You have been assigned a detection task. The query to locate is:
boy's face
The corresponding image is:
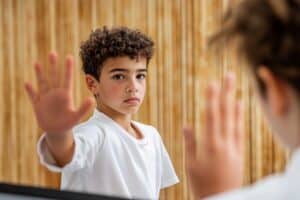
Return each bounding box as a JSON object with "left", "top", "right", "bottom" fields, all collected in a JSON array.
[{"left": 87, "top": 56, "right": 147, "bottom": 116}]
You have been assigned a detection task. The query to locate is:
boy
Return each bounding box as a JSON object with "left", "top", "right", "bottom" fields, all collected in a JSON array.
[
  {"left": 183, "top": 0, "right": 300, "bottom": 199},
  {"left": 25, "top": 26, "right": 179, "bottom": 199}
]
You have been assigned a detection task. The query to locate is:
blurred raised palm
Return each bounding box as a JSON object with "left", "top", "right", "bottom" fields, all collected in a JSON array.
[{"left": 25, "top": 52, "right": 94, "bottom": 135}]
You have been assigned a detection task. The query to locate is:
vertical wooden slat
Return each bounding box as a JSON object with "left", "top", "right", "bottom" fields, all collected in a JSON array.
[
  {"left": 24, "top": 0, "right": 39, "bottom": 186},
  {"left": 48, "top": 0, "right": 56, "bottom": 51},
  {"left": 162, "top": 1, "right": 174, "bottom": 199},
  {"left": 95, "top": 0, "right": 114, "bottom": 28},
  {"left": 16, "top": 0, "right": 25, "bottom": 184},
  {"left": 180, "top": 0, "right": 190, "bottom": 199},
  {"left": 146, "top": 0, "right": 158, "bottom": 127},
  {"left": 114, "top": 0, "right": 124, "bottom": 26},
  {"left": 156, "top": 0, "right": 165, "bottom": 140},
  {"left": 172, "top": 0, "right": 183, "bottom": 199},
  {"left": 155, "top": 0, "right": 165, "bottom": 199},
  {"left": 0, "top": 0, "right": 4, "bottom": 181},
  {"left": 3, "top": 0, "right": 18, "bottom": 183}
]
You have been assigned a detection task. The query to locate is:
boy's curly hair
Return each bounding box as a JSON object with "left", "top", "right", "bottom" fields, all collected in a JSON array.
[
  {"left": 80, "top": 26, "right": 154, "bottom": 80},
  {"left": 211, "top": 0, "right": 300, "bottom": 93}
]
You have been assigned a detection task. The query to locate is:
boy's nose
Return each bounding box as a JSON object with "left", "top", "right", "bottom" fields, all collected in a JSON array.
[
  {"left": 125, "top": 87, "right": 138, "bottom": 93},
  {"left": 126, "top": 79, "right": 138, "bottom": 93}
]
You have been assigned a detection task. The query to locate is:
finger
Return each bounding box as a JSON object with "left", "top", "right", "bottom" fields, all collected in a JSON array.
[
  {"left": 183, "top": 127, "right": 197, "bottom": 162},
  {"left": 24, "top": 82, "right": 38, "bottom": 104},
  {"left": 34, "top": 62, "right": 49, "bottom": 93},
  {"left": 235, "top": 101, "right": 244, "bottom": 152},
  {"left": 63, "top": 55, "right": 74, "bottom": 91},
  {"left": 48, "top": 52, "right": 59, "bottom": 88},
  {"left": 74, "top": 97, "right": 95, "bottom": 121},
  {"left": 205, "top": 81, "right": 221, "bottom": 144},
  {"left": 220, "top": 72, "right": 236, "bottom": 140}
]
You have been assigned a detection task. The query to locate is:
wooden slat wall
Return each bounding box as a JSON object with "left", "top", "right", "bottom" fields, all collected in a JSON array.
[{"left": 0, "top": 0, "right": 288, "bottom": 199}]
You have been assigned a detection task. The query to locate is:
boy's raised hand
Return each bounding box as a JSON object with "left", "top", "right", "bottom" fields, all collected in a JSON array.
[
  {"left": 183, "top": 73, "right": 244, "bottom": 198},
  {"left": 25, "top": 52, "right": 94, "bottom": 135}
]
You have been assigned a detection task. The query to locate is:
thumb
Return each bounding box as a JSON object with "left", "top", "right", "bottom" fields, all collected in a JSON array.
[{"left": 74, "top": 97, "right": 95, "bottom": 121}]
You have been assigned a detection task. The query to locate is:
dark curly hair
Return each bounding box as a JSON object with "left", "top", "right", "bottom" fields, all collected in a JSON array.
[
  {"left": 80, "top": 26, "right": 154, "bottom": 80},
  {"left": 211, "top": 0, "right": 300, "bottom": 94}
]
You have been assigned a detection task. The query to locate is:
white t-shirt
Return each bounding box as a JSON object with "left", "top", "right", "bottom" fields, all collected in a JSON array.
[
  {"left": 37, "top": 109, "right": 179, "bottom": 199},
  {"left": 206, "top": 148, "right": 300, "bottom": 200}
]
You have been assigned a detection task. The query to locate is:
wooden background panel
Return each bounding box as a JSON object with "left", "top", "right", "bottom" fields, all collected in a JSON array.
[{"left": 0, "top": 0, "right": 288, "bottom": 199}]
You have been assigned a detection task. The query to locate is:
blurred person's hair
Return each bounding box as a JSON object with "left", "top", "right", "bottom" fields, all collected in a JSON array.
[{"left": 211, "top": 0, "right": 300, "bottom": 95}]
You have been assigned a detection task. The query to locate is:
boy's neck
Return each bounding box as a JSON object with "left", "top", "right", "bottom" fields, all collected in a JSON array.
[
  {"left": 96, "top": 105, "right": 142, "bottom": 139},
  {"left": 97, "top": 106, "right": 130, "bottom": 125}
]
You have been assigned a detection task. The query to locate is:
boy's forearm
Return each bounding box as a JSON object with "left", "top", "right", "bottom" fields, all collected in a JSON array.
[{"left": 45, "top": 131, "right": 75, "bottom": 167}]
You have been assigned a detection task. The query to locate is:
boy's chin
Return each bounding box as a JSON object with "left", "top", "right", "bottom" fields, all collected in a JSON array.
[
  {"left": 120, "top": 107, "right": 140, "bottom": 115},
  {"left": 126, "top": 108, "right": 140, "bottom": 114}
]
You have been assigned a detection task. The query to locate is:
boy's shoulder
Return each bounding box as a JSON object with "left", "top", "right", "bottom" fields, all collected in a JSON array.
[{"left": 73, "top": 114, "right": 105, "bottom": 133}]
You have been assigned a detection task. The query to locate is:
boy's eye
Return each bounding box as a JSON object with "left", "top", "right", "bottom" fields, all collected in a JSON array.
[
  {"left": 137, "top": 73, "right": 146, "bottom": 80},
  {"left": 112, "top": 74, "right": 125, "bottom": 80}
]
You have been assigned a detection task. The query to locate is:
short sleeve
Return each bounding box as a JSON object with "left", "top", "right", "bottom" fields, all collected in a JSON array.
[
  {"left": 157, "top": 134, "right": 179, "bottom": 188},
  {"left": 37, "top": 124, "right": 105, "bottom": 173}
]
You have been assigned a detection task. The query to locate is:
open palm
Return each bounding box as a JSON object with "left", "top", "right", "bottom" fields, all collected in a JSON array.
[{"left": 25, "top": 52, "right": 94, "bottom": 135}]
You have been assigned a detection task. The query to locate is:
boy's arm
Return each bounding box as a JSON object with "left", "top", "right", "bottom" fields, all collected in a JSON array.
[
  {"left": 25, "top": 52, "right": 94, "bottom": 167},
  {"left": 44, "top": 130, "right": 74, "bottom": 167}
]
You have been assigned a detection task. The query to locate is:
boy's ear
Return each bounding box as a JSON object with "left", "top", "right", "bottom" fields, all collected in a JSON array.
[
  {"left": 257, "top": 66, "right": 289, "bottom": 117},
  {"left": 85, "top": 74, "right": 99, "bottom": 94}
]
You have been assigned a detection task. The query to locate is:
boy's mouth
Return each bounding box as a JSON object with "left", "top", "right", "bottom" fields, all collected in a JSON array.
[{"left": 124, "top": 97, "right": 140, "bottom": 105}]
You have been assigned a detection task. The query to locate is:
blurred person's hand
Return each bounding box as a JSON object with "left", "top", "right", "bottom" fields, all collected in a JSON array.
[
  {"left": 183, "top": 73, "right": 244, "bottom": 198},
  {"left": 25, "top": 52, "right": 94, "bottom": 135},
  {"left": 25, "top": 52, "right": 94, "bottom": 166}
]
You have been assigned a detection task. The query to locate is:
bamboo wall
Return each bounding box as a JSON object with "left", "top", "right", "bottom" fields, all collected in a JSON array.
[{"left": 0, "top": 0, "right": 288, "bottom": 199}]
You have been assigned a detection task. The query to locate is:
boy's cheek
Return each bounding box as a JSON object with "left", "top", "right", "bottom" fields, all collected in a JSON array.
[
  {"left": 100, "top": 85, "right": 123, "bottom": 99},
  {"left": 110, "top": 83, "right": 124, "bottom": 91}
]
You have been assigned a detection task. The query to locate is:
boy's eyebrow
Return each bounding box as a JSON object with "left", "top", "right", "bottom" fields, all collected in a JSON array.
[
  {"left": 109, "top": 68, "right": 148, "bottom": 73},
  {"left": 109, "top": 68, "right": 128, "bottom": 73},
  {"left": 137, "top": 69, "right": 148, "bottom": 72}
]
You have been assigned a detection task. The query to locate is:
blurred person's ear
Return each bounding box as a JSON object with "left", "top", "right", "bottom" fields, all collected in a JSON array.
[{"left": 257, "top": 66, "right": 289, "bottom": 117}]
